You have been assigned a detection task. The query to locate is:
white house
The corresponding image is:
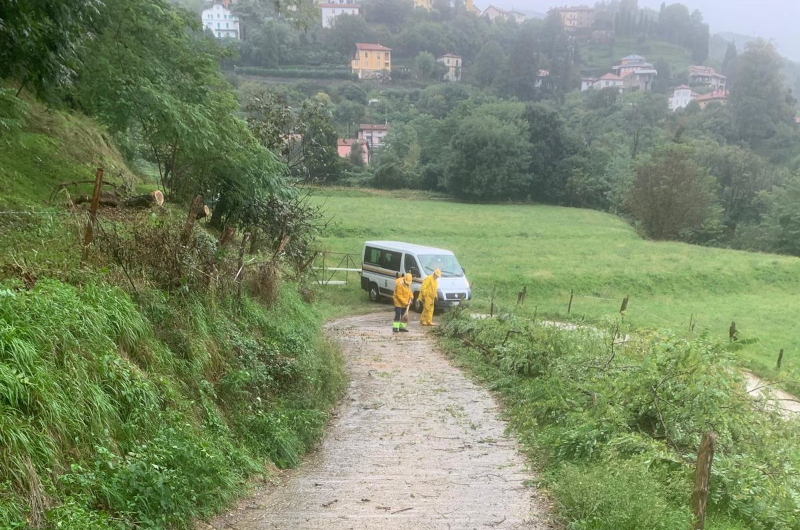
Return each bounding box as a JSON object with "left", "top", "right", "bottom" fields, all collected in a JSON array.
[
  {"left": 581, "top": 73, "right": 624, "bottom": 92},
  {"left": 321, "top": 2, "right": 361, "bottom": 29},
  {"left": 437, "top": 54, "right": 462, "bottom": 82},
  {"left": 202, "top": 2, "right": 240, "bottom": 39},
  {"left": 669, "top": 85, "right": 695, "bottom": 111}
]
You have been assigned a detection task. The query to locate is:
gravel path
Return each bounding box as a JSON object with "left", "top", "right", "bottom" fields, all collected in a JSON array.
[{"left": 208, "top": 311, "right": 553, "bottom": 530}]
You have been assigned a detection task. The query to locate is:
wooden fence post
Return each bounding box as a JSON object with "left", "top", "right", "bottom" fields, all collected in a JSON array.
[
  {"left": 620, "top": 295, "right": 629, "bottom": 314},
  {"left": 777, "top": 349, "right": 784, "bottom": 371},
  {"left": 182, "top": 195, "right": 203, "bottom": 246},
  {"left": 236, "top": 233, "right": 251, "bottom": 301},
  {"left": 490, "top": 285, "right": 497, "bottom": 318},
  {"left": 568, "top": 289, "right": 574, "bottom": 314},
  {"left": 690, "top": 431, "right": 717, "bottom": 530},
  {"left": 689, "top": 314, "right": 695, "bottom": 332},
  {"left": 80, "top": 168, "right": 105, "bottom": 267},
  {"left": 729, "top": 322, "right": 737, "bottom": 342},
  {"left": 517, "top": 286, "right": 527, "bottom": 307}
]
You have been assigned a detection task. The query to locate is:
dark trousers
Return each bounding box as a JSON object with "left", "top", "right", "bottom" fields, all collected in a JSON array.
[{"left": 394, "top": 306, "right": 404, "bottom": 322}]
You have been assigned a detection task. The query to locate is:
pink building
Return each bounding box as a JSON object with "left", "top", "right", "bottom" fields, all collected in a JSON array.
[{"left": 338, "top": 138, "right": 368, "bottom": 165}]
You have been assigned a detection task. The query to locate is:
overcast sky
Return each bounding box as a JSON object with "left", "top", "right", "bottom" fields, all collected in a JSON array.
[{"left": 478, "top": 0, "right": 800, "bottom": 60}]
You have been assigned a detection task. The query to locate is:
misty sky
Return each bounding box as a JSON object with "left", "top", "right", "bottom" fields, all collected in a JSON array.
[{"left": 478, "top": 0, "right": 800, "bottom": 60}]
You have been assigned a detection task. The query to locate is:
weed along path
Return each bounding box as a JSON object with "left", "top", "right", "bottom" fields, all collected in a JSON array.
[{"left": 209, "top": 312, "right": 552, "bottom": 530}]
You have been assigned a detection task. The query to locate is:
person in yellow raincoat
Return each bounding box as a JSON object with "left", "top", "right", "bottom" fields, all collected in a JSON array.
[
  {"left": 419, "top": 269, "right": 441, "bottom": 327},
  {"left": 393, "top": 273, "right": 413, "bottom": 333}
]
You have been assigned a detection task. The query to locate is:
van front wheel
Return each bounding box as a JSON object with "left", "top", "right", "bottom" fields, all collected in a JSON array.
[{"left": 368, "top": 283, "right": 381, "bottom": 303}]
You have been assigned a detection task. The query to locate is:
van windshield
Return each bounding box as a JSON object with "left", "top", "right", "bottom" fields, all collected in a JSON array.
[{"left": 418, "top": 254, "right": 463, "bottom": 278}]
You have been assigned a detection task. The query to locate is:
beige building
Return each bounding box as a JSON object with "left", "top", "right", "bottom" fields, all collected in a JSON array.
[
  {"left": 551, "top": 6, "right": 596, "bottom": 30},
  {"left": 351, "top": 43, "right": 392, "bottom": 80},
  {"left": 482, "top": 5, "right": 526, "bottom": 23},
  {"left": 414, "top": 0, "right": 432, "bottom": 10},
  {"left": 437, "top": 54, "right": 462, "bottom": 82}
]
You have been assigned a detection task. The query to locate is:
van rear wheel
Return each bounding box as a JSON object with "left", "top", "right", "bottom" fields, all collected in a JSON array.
[{"left": 368, "top": 283, "right": 380, "bottom": 303}]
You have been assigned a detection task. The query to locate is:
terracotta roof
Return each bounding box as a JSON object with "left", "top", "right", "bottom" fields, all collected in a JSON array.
[
  {"left": 599, "top": 73, "right": 622, "bottom": 81},
  {"left": 355, "top": 43, "right": 391, "bottom": 52},
  {"left": 695, "top": 89, "right": 729, "bottom": 102},
  {"left": 359, "top": 124, "right": 390, "bottom": 131},
  {"left": 338, "top": 138, "right": 363, "bottom": 147},
  {"left": 439, "top": 53, "right": 462, "bottom": 59},
  {"left": 675, "top": 85, "right": 691, "bottom": 90}
]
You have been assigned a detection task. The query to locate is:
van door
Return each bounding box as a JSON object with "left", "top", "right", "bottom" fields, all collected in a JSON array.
[{"left": 403, "top": 254, "right": 421, "bottom": 280}]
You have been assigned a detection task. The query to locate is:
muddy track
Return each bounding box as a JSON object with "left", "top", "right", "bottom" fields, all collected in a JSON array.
[{"left": 209, "top": 311, "right": 553, "bottom": 530}]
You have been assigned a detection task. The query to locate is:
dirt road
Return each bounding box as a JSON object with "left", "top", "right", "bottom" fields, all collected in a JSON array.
[{"left": 209, "top": 312, "right": 552, "bottom": 530}]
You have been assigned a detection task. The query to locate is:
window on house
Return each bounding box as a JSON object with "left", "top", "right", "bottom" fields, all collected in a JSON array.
[{"left": 217, "top": 23, "right": 220, "bottom": 28}]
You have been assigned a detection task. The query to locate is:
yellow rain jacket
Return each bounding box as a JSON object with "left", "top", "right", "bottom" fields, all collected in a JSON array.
[
  {"left": 393, "top": 278, "right": 413, "bottom": 308},
  {"left": 420, "top": 275, "right": 438, "bottom": 304}
]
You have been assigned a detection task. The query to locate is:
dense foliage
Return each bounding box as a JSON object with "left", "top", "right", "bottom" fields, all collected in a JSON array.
[{"left": 440, "top": 308, "right": 800, "bottom": 530}]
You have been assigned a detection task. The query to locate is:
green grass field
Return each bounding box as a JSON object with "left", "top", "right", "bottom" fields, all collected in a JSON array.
[
  {"left": 312, "top": 188, "right": 800, "bottom": 391},
  {"left": 580, "top": 37, "right": 694, "bottom": 73}
]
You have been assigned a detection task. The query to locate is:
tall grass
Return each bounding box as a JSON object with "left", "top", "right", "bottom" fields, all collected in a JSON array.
[{"left": 0, "top": 279, "right": 345, "bottom": 529}]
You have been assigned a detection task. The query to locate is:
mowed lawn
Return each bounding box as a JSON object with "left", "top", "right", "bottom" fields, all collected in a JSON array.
[{"left": 312, "top": 188, "right": 800, "bottom": 389}]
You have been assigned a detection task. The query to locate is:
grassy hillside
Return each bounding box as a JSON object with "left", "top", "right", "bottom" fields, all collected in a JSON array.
[
  {"left": 312, "top": 188, "right": 800, "bottom": 391},
  {"left": 0, "top": 98, "right": 141, "bottom": 207},
  {"left": 0, "top": 103, "right": 346, "bottom": 528},
  {"left": 580, "top": 36, "right": 694, "bottom": 74}
]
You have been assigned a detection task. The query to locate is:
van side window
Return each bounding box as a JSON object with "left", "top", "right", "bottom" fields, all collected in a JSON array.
[
  {"left": 364, "top": 246, "right": 401, "bottom": 272},
  {"left": 365, "top": 246, "right": 381, "bottom": 266}
]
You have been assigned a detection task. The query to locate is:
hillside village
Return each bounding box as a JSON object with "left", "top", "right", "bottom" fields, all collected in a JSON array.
[{"left": 199, "top": 0, "right": 747, "bottom": 164}]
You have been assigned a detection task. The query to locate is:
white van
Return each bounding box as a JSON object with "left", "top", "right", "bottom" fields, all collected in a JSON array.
[{"left": 360, "top": 241, "right": 472, "bottom": 311}]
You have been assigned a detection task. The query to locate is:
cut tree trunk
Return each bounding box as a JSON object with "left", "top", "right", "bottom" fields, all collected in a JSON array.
[
  {"left": 74, "top": 191, "right": 121, "bottom": 208},
  {"left": 122, "top": 190, "right": 164, "bottom": 208},
  {"left": 196, "top": 205, "right": 211, "bottom": 220}
]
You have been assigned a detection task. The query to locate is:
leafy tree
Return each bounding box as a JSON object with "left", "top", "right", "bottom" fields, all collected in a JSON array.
[
  {"left": 500, "top": 24, "right": 545, "bottom": 101},
  {"left": 625, "top": 144, "right": 717, "bottom": 240},
  {"left": 473, "top": 40, "right": 505, "bottom": 89},
  {"left": 327, "top": 15, "right": 376, "bottom": 57},
  {"left": 747, "top": 175, "right": 800, "bottom": 256},
  {"left": 697, "top": 144, "right": 776, "bottom": 237},
  {"left": 730, "top": 39, "right": 795, "bottom": 145},
  {"left": 364, "top": 0, "right": 414, "bottom": 27},
  {"left": 334, "top": 100, "right": 366, "bottom": 132},
  {"left": 721, "top": 42, "right": 738, "bottom": 88},
  {"left": 443, "top": 115, "right": 532, "bottom": 201},
  {"left": 296, "top": 95, "right": 342, "bottom": 183},
  {"left": 348, "top": 141, "right": 366, "bottom": 167},
  {"left": 415, "top": 52, "right": 439, "bottom": 80},
  {"left": 77, "top": 0, "right": 244, "bottom": 197},
  {"left": 0, "top": 0, "right": 102, "bottom": 99}
]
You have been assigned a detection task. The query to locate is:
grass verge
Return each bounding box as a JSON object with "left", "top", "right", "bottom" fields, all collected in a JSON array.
[{"left": 437, "top": 308, "right": 800, "bottom": 530}]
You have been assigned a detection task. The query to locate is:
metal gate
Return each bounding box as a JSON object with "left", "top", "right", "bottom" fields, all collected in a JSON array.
[{"left": 312, "top": 251, "right": 361, "bottom": 286}]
